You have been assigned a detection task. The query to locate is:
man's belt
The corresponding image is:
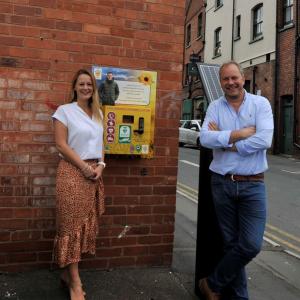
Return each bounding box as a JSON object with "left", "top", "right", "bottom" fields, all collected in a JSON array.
[{"left": 224, "top": 173, "right": 264, "bottom": 182}]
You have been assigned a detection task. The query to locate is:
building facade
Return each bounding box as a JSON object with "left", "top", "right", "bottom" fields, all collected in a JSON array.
[
  {"left": 204, "top": 0, "right": 276, "bottom": 109},
  {"left": 182, "top": 0, "right": 206, "bottom": 120},
  {"left": 0, "top": 1, "right": 185, "bottom": 271},
  {"left": 275, "top": 0, "right": 300, "bottom": 155}
]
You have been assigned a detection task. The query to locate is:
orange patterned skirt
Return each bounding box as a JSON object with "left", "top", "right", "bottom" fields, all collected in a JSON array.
[{"left": 53, "top": 159, "right": 105, "bottom": 268}]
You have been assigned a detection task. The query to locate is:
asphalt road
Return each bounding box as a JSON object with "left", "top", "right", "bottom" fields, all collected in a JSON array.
[
  {"left": 177, "top": 147, "right": 300, "bottom": 258},
  {"left": 173, "top": 147, "right": 300, "bottom": 299}
]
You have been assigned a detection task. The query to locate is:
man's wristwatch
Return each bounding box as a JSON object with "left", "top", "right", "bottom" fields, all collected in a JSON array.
[{"left": 97, "top": 161, "right": 106, "bottom": 168}]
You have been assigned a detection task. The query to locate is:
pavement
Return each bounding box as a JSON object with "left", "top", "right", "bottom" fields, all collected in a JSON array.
[{"left": 1, "top": 201, "right": 300, "bottom": 299}]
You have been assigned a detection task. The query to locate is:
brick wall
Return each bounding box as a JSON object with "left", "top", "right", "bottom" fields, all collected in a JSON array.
[
  {"left": 182, "top": 0, "right": 205, "bottom": 119},
  {"left": 0, "top": 1, "right": 185, "bottom": 271},
  {"left": 184, "top": 0, "right": 205, "bottom": 66},
  {"left": 243, "top": 61, "right": 275, "bottom": 106},
  {"left": 275, "top": 0, "right": 300, "bottom": 155}
]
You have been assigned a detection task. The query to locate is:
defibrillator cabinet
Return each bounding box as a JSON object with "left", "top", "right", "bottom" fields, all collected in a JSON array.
[
  {"left": 92, "top": 66, "right": 157, "bottom": 158},
  {"left": 103, "top": 105, "right": 152, "bottom": 156}
]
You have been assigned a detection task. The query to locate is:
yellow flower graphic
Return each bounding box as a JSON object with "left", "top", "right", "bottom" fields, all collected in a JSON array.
[{"left": 138, "top": 72, "right": 153, "bottom": 85}]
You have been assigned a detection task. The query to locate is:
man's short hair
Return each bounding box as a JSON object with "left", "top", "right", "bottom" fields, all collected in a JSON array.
[
  {"left": 219, "top": 61, "right": 244, "bottom": 78},
  {"left": 107, "top": 71, "right": 113, "bottom": 75}
]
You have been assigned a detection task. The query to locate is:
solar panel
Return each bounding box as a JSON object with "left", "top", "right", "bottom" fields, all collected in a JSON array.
[{"left": 197, "top": 63, "right": 223, "bottom": 103}]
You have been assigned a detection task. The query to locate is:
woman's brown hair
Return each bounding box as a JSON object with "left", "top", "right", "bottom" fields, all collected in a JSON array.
[{"left": 70, "top": 69, "right": 102, "bottom": 122}]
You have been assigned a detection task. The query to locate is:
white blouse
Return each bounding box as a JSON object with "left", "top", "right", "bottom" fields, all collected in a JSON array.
[{"left": 52, "top": 102, "right": 103, "bottom": 160}]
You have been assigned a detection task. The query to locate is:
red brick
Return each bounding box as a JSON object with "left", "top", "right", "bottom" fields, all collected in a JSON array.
[
  {"left": 153, "top": 186, "right": 176, "bottom": 195},
  {"left": 149, "top": 244, "right": 173, "bottom": 254},
  {"left": 125, "top": 1, "right": 146, "bottom": 11},
  {"left": 111, "top": 237, "right": 137, "bottom": 247},
  {"left": 0, "top": 208, "right": 13, "bottom": 218},
  {"left": 138, "top": 236, "right": 162, "bottom": 245},
  {"left": 113, "top": 196, "right": 139, "bottom": 205},
  {"left": 128, "top": 206, "right": 151, "bottom": 215},
  {"left": 128, "top": 186, "right": 153, "bottom": 195},
  {"left": 8, "top": 252, "right": 37, "bottom": 263},
  {"left": 96, "top": 248, "right": 122, "bottom": 257},
  {"left": 123, "top": 245, "right": 148, "bottom": 256},
  {"left": 0, "top": 197, "right": 28, "bottom": 208},
  {"left": 105, "top": 206, "right": 127, "bottom": 215},
  {"left": 147, "top": 3, "right": 174, "bottom": 15},
  {"left": 136, "top": 255, "right": 163, "bottom": 266},
  {"left": 139, "top": 196, "right": 163, "bottom": 205},
  {"left": 14, "top": 5, "right": 42, "bottom": 16},
  {"left": 96, "top": 35, "right": 122, "bottom": 46},
  {"left": 0, "top": 36, "right": 23, "bottom": 46},
  {"left": 128, "top": 226, "right": 150, "bottom": 235},
  {"left": 0, "top": 3, "right": 12, "bottom": 13},
  {"left": 56, "top": 20, "right": 83, "bottom": 31},
  {"left": 0, "top": 231, "right": 10, "bottom": 241},
  {"left": 0, "top": 241, "right": 52, "bottom": 252},
  {"left": 151, "top": 224, "right": 174, "bottom": 234},
  {"left": 29, "top": 0, "right": 57, "bottom": 8},
  {"left": 28, "top": 17, "right": 56, "bottom": 29},
  {"left": 0, "top": 219, "right": 28, "bottom": 230}
]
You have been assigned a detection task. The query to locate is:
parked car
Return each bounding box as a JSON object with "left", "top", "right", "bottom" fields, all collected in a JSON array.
[{"left": 179, "top": 120, "right": 202, "bottom": 147}]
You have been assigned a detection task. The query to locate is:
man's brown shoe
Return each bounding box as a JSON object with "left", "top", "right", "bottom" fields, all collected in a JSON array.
[{"left": 198, "top": 278, "right": 221, "bottom": 300}]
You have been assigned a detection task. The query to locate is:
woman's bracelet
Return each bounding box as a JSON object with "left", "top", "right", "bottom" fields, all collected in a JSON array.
[{"left": 97, "top": 161, "right": 106, "bottom": 168}]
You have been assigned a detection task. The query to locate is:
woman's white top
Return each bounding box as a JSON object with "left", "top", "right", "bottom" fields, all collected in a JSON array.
[{"left": 52, "top": 102, "right": 103, "bottom": 160}]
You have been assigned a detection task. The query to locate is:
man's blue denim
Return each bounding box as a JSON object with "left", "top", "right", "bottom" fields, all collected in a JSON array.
[{"left": 208, "top": 173, "right": 267, "bottom": 300}]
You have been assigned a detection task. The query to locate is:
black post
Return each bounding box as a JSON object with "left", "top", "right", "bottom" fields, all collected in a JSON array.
[{"left": 194, "top": 146, "right": 223, "bottom": 298}]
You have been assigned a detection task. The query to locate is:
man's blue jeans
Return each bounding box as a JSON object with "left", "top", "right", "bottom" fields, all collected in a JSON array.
[{"left": 208, "top": 173, "right": 267, "bottom": 300}]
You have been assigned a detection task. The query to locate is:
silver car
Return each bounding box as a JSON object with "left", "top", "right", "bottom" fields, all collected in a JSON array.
[{"left": 179, "top": 120, "right": 201, "bottom": 147}]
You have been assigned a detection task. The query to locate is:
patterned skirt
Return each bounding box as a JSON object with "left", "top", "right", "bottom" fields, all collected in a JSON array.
[{"left": 53, "top": 159, "right": 105, "bottom": 268}]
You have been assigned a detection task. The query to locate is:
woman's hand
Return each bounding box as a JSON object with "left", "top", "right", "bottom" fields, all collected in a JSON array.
[
  {"left": 80, "top": 163, "right": 96, "bottom": 179},
  {"left": 90, "top": 165, "right": 104, "bottom": 181}
]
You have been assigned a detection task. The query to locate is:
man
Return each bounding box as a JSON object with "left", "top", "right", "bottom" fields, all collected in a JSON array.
[
  {"left": 199, "top": 61, "right": 274, "bottom": 300},
  {"left": 98, "top": 71, "right": 119, "bottom": 105}
]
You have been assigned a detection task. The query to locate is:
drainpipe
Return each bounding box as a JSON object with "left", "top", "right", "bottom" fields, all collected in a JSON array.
[
  {"left": 231, "top": 0, "right": 236, "bottom": 60},
  {"left": 273, "top": 1, "right": 280, "bottom": 154},
  {"left": 293, "top": 0, "right": 300, "bottom": 149},
  {"left": 252, "top": 66, "right": 257, "bottom": 94}
]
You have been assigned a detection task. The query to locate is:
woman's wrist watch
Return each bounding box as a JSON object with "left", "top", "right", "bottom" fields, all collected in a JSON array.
[{"left": 97, "top": 161, "right": 106, "bottom": 168}]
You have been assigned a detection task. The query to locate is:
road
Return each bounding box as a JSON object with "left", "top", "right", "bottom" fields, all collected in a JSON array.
[
  {"left": 177, "top": 147, "right": 300, "bottom": 258},
  {"left": 173, "top": 146, "right": 300, "bottom": 300}
]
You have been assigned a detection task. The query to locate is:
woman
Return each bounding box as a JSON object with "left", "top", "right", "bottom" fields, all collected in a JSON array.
[{"left": 52, "top": 69, "right": 105, "bottom": 300}]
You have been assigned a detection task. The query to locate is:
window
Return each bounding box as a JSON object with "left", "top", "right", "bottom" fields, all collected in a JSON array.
[
  {"left": 252, "top": 4, "right": 263, "bottom": 40},
  {"left": 215, "top": 0, "right": 223, "bottom": 8},
  {"left": 186, "top": 24, "right": 191, "bottom": 47},
  {"left": 283, "top": 0, "right": 293, "bottom": 25},
  {"left": 235, "top": 15, "right": 241, "bottom": 39},
  {"left": 197, "top": 13, "right": 203, "bottom": 38},
  {"left": 214, "top": 27, "right": 221, "bottom": 57}
]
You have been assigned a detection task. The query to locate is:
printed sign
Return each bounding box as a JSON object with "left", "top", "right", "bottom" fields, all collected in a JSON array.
[{"left": 119, "top": 125, "right": 131, "bottom": 144}]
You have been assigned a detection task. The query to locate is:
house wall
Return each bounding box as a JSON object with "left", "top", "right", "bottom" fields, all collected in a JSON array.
[{"left": 0, "top": 0, "right": 185, "bottom": 271}]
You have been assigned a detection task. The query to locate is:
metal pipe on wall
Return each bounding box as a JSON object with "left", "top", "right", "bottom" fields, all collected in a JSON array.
[
  {"left": 231, "top": 0, "right": 236, "bottom": 60},
  {"left": 293, "top": 0, "right": 300, "bottom": 149}
]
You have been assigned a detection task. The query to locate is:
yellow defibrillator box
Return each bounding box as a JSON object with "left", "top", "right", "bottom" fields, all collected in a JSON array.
[{"left": 92, "top": 66, "right": 157, "bottom": 158}]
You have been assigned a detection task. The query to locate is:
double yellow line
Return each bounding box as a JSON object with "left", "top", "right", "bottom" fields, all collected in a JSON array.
[{"left": 177, "top": 182, "right": 300, "bottom": 258}]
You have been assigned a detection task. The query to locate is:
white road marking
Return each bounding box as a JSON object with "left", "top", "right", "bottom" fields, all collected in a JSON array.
[
  {"left": 177, "top": 182, "right": 300, "bottom": 260},
  {"left": 179, "top": 160, "right": 199, "bottom": 167},
  {"left": 176, "top": 189, "right": 198, "bottom": 204},
  {"left": 281, "top": 169, "right": 300, "bottom": 174}
]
